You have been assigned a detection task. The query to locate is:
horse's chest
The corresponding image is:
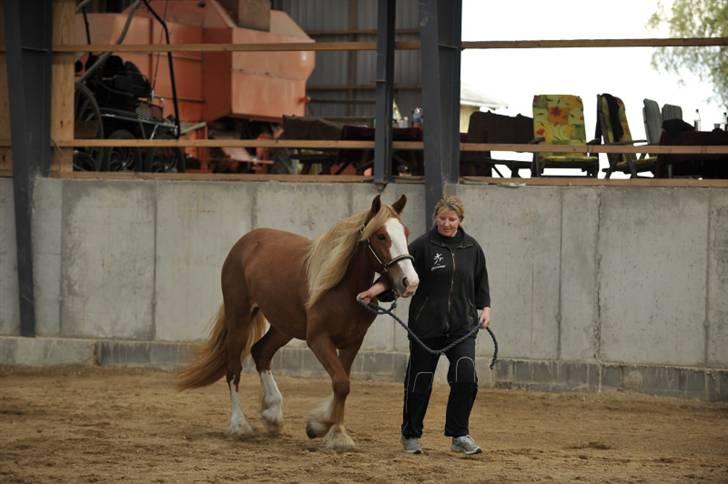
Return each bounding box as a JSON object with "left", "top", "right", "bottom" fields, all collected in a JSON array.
[{"left": 330, "top": 317, "right": 372, "bottom": 347}]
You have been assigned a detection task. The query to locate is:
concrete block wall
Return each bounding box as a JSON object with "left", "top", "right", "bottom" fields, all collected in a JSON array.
[{"left": 1, "top": 178, "right": 727, "bottom": 400}]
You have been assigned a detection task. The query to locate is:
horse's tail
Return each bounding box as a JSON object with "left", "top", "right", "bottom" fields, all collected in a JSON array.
[{"left": 177, "top": 303, "right": 266, "bottom": 391}]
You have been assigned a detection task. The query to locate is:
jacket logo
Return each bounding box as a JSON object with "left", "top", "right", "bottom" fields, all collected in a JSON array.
[{"left": 431, "top": 252, "right": 446, "bottom": 271}]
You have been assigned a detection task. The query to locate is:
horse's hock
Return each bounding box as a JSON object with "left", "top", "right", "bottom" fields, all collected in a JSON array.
[{"left": 0, "top": 178, "right": 727, "bottom": 401}]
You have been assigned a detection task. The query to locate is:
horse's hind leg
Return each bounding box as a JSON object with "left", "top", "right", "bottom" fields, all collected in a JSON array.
[
  {"left": 250, "top": 326, "right": 292, "bottom": 434},
  {"left": 224, "top": 302, "right": 258, "bottom": 438}
]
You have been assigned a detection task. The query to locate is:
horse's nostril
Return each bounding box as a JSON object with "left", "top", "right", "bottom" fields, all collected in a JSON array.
[{"left": 402, "top": 277, "right": 409, "bottom": 288}]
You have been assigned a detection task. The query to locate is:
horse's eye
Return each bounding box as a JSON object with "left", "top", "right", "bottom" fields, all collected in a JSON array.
[{"left": 376, "top": 234, "right": 387, "bottom": 241}]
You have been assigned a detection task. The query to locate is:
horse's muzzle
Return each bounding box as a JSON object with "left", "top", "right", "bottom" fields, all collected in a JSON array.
[{"left": 397, "top": 276, "right": 418, "bottom": 298}]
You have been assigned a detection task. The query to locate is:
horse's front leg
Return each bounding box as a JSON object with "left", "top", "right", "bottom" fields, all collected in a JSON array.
[{"left": 305, "top": 336, "right": 362, "bottom": 451}]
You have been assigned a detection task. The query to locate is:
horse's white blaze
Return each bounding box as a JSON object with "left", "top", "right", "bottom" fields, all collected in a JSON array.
[
  {"left": 384, "top": 218, "right": 419, "bottom": 291},
  {"left": 259, "top": 370, "right": 283, "bottom": 433},
  {"left": 228, "top": 380, "right": 253, "bottom": 436}
]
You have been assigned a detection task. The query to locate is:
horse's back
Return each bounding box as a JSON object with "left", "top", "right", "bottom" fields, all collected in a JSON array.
[
  {"left": 223, "top": 228, "right": 310, "bottom": 337},
  {"left": 229, "top": 227, "right": 310, "bottom": 278}
]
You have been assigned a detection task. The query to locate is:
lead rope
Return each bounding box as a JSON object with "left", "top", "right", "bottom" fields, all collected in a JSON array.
[{"left": 357, "top": 299, "right": 498, "bottom": 369}]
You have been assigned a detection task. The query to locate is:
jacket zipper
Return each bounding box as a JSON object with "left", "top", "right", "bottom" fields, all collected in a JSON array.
[
  {"left": 446, "top": 248, "right": 456, "bottom": 333},
  {"left": 414, "top": 296, "right": 429, "bottom": 322}
]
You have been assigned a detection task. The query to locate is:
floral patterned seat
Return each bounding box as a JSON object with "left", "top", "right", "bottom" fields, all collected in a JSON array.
[
  {"left": 597, "top": 93, "right": 656, "bottom": 178},
  {"left": 532, "top": 94, "right": 599, "bottom": 177}
]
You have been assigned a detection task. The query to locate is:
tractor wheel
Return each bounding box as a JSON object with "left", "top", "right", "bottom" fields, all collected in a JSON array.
[{"left": 73, "top": 83, "right": 104, "bottom": 171}]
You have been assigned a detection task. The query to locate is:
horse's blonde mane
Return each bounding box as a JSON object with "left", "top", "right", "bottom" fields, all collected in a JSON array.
[{"left": 304, "top": 204, "right": 399, "bottom": 308}]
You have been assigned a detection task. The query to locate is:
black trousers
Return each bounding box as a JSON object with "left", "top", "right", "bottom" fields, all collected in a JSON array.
[{"left": 401, "top": 335, "right": 478, "bottom": 439}]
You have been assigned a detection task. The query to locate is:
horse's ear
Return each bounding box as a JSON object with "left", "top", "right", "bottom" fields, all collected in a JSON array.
[
  {"left": 392, "top": 194, "right": 407, "bottom": 214},
  {"left": 370, "top": 194, "right": 382, "bottom": 215}
]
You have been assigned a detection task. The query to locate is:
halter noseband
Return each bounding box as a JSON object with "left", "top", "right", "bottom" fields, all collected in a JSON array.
[{"left": 361, "top": 226, "right": 414, "bottom": 273}]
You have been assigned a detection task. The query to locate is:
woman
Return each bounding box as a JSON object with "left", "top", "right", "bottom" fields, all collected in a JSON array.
[{"left": 358, "top": 195, "right": 491, "bottom": 455}]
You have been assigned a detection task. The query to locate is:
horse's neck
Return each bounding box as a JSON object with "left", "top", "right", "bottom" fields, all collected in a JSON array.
[{"left": 344, "top": 243, "right": 377, "bottom": 292}]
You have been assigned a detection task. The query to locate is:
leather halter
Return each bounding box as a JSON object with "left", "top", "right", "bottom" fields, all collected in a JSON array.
[{"left": 361, "top": 225, "right": 414, "bottom": 273}]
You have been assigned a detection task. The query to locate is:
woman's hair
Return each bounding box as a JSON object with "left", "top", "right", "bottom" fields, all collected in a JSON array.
[{"left": 433, "top": 195, "right": 465, "bottom": 221}]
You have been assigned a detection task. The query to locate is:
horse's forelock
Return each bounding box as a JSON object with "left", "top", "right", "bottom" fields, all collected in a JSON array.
[{"left": 360, "top": 204, "right": 400, "bottom": 240}]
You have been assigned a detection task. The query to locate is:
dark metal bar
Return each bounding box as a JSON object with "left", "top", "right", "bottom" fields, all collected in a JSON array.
[
  {"left": 4, "top": 0, "right": 54, "bottom": 336},
  {"left": 440, "top": 0, "right": 462, "bottom": 185},
  {"left": 420, "top": 0, "right": 462, "bottom": 228},
  {"left": 142, "top": 0, "right": 181, "bottom": 138},
  {"left": 373, "top": 0, "right": 396, "bottom": 184}
]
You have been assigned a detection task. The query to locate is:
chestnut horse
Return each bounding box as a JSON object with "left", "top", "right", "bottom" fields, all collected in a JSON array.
[{"left": 178, "top": 194, "right": 419, "bottom": 450}]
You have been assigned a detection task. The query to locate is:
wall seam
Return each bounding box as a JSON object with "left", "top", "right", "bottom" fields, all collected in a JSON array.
[
  {"left": 150, "top": 181, "right": 158, "bottom": 341},
  {"left": 58, "top": 180, "right": 66, "bottom": 337},
  {"left": 704, "top": 189, "right": 712, "bottom": 367},
  {"left": 251, "top": 182, "right": 259, "bottom": 229},
  {"left": 593, "top": 188, "right": 604, "bottom": 390},
  {"left": 556, "top": 188, "right": 563, "bottom": 360}
]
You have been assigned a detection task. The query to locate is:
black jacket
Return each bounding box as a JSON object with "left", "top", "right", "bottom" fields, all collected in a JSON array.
[{"left": 405, "top": 226, "right": 490, "bottom": 339}]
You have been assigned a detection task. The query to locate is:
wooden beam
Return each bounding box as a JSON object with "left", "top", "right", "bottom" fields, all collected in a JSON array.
[
  {"left": 49, "top": 41, "right": 421, "bottom": 53},
  {"left": 29, "top": 139, "right": 728, "bottom": 155},
  {"left": 461, "top": 176, "right": 728, "bottom": 188},
  {"left": 459, "top": 143, "right": 728, "bottom": 155},
  {"left": 52, "top": 139, "right": 380, "bottom": 148},
  {"left": 462, "top": 37, "right": 728, "bottom": 49},
  {"left": 32, "top": 37, "right": 726, "bottom": 55},
  {"left": 51, "top": 0, "right": 75, "bottom": 174},
  {"left": 58, "top": 171, "right": 373, "bottom": 183}
]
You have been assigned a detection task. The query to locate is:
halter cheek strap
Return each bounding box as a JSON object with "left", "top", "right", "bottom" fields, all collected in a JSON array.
[{"left": 363, "top": 235, "right": 414, "bottom": 273}]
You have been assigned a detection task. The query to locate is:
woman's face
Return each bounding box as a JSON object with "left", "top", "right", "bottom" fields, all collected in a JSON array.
[{"left": 435, "top": 208, "right": 461, "bottom": 238}]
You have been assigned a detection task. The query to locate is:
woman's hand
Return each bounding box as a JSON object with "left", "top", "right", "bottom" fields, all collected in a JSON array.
[
  {"left": 356, "top": 281, "right": 388, "bottom": 304},
  {"left": 479, "top": 306, "right": 491, "bottom": 329},
  {"left": 356, "top": 289, "right": 376, "bottom": 304}
]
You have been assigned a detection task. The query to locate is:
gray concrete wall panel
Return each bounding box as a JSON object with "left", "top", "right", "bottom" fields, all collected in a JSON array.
[
  {"left": 61, "top": 181, "right": 155, "bottom": 339},
  {"left": 598, "top": 188, "right": 708, "bottom": 366},
  {"left": 154, "top": 182, "right": 255, "bottom": 342},
  {"left": 457, "top": 185, "right": 561, "bottom": 360},
  {"left": 708, "top": 191, "right": 728, "bottom": 366},
  {"left": 0, "top": 178, "right": 19, "bottom": 335},
  {"left": 255, "top": 183, "right": 352, "bottom": 239},
  {"left": 32, "top": 178, "right": 62, "bottom": 336},
  {"left": 560, "top": 189, "right": 599, "bottom": 361},
  {"left": 3, "top": 178, "right": 728, "bottom": 400}
]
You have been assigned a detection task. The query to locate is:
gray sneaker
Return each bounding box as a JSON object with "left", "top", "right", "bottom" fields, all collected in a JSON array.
[
  {"left": 401, "top": 435, "right": 423, "bottom": 454},
  {"left": 451, "top": 435, "right": 482, "bottom": 455}
]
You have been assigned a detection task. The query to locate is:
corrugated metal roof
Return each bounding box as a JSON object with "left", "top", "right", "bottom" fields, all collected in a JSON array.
[{"left": 275, "top": 0, "right": 421, "bottom": 120}]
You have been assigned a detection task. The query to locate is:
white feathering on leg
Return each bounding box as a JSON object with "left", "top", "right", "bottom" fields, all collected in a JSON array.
[
  {"left": 259, "top": 370, "right": 283, "bottom": 434},
  {"left": 228, "top": 380, "right": 254, "bottom": 438}
]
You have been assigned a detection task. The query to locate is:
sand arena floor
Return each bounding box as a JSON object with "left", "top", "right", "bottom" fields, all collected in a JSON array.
[{"left": 1, "top": 367, "right": 727, "bottom": 483}]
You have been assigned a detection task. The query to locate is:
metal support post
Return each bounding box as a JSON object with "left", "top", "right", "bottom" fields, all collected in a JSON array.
[
  {"left": 373, "top": 0, "right": 396, "bottom": 184},
  {"left": 419, "top": 0, "right": 462, "bottom": 228},
  {"left": 4, "top": 0, "right": 54, "bottom": 336}
]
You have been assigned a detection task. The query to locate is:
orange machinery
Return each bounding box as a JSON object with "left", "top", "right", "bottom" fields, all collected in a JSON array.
[{"left": 74, "top": 0, "right": 315, "bottom": 170}]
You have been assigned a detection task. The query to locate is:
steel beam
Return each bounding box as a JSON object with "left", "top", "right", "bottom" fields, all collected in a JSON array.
[
  {"left": 373, "top": 0, "right": 396, "bottom": 184},
  {"left": 4, "top": 0, "right": 54, "bottom": 336},
  {"left": 419, "top": 0, "right": 462, "bottom": 228}
]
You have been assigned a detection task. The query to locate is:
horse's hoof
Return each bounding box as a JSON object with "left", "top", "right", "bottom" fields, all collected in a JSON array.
[
  {"left": 263, "top": 419, "right": 282, "bottom": 435},
  {"left": 305, "top": 420, "right": 329, "bottom": 439},
  {"left": 323, "top": 426, "right": 355, "bottom": 452},
  {"left": 261, "top": 408, "right": 283, "bottom": 435},
  {"left": 227, "top": 421, "right": 255, "bottom": 439}
]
